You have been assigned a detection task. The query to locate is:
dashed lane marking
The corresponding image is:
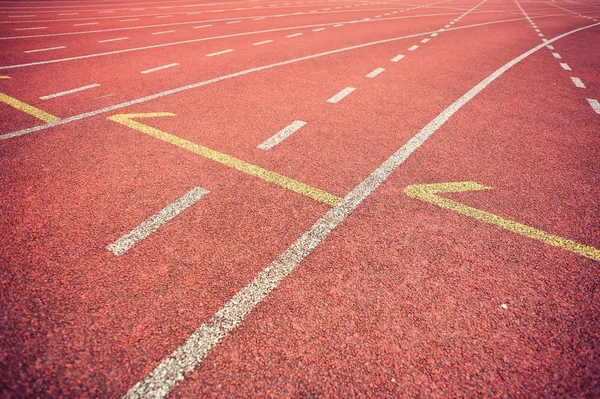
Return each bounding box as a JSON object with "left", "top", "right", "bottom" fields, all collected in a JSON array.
[
  {"left": 152, "top": 30, "right": 176, "bottom": 35},
  {"left": 14, "top": 27, "right": 48, "bottom": 31},
  {"left": 552, "top": 52, "right": 561, "bottom": 58},
  {"left": 570, "top": 77, "right": 586, "bottom": 88},
  {"left": 193, "top": 25, "right": 212, "bottom": 29},
  {"left": 94, "top": 93, "right": 115, "bottom": 100},
  {"left": 546, "top": 44, "right": 554, "bottom": 50},
  {"left": 0, "top": 76, "right": 10, "bottom": 79},
  {"left": 286, "top": 32, "right": 303, "bottom": 37},
  {"left": 560, "top": 62, "right": 571, "bottom": 70},
  {"left": 257, "top": 120, "right": 307, "bottom": 150},
  {"left": 98, "top": 36, "right": 129, "bottom": 43},
  {"left": 227, "top": 20, "right": 242, "bottom": 24},
  {"left": 141, "top": 63, "right": 179, "bottom": 74},
  {"left": 58, "top": 13, "right": 79, "bottom": 16},
  {"left": 430, "top": 32, "right": 438, "bottom": 36},
  {"left": 408, "top": 44, "right": 419, "bottom": 50},
  {"left": 421, "top": 38, "right": 430, "bottom": 43},
  {"left": 107, "top": 113, "right": 341, "bottom": 206},
  {"left": 156, "top": 15, "right": 173, "bottom": 18},
  {"left": 366, "top": 67, "right": 385, "bottom": 78},
  {"left": 120, "top": 19, "right": 139, "bottom": 22},
  {"left": 327, "top": 87, "right": 355, "bottom": 103},
  {"left": 107, "top": 187, "right": 209, "bottom": 256},
  {"left": 253, "top": 39, "right": 273, "bottom": 45},
  {"left": 24, "top": 46, "right": 66, "bottom": 53},
  {"left": 74, "top": 22, "right": 99, "bottom": 26},
  {"left": 391, "top": 54, "right": 405, "bottom": 62},
  {"left": 40, "top": 83, "right": 100, "bottom": 100},
  {"left": 404, "top": 182, "right": 600, "bottom": 261},
  {"left": 0, "top": 93, "right": 60, "bottom": 123},
  {"left": 587, "top": 98, "right": 600, "bottom": 114},
  {"left": 206, "top": 49, "right": 233, "bottom": 56},
  {"left": 312, "top": 27, "right": 325, "bottom": 31},
  {"left": 8, "top": 15, "right": 35, "bottom": 18}
]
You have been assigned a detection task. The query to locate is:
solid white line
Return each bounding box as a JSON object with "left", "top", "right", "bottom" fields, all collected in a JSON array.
[
  {"left": 24, "top": 46, "right": 65, "bottom": 53},
  {"left": 120, "top": 18, "right": 139, "bottom": 22},
  {"left": 206, "top": 49, "right": 233, "bottom": 56},
  {"left": 286, "top": 32, "right": 303, "bottom": 37},
  {"left": 99, "top": 36, "right": 128, "bottom": 43},
  {"left": 121, "top": 22, "right": 600, "bottom": 399},
  {"left": 107, "top": 187, "right": 209, "bottom": 256},
  {"left": 570, "top": 77, "right": 586, "bottom": 88},
  {"left": 39, "top": 83, "right": 100, "bottom": 100},
  {"left": 552, "top": 52, "right": 561, "bottom": 58},
  {"left": 152, "top": 30, "right": 175, "bottom": 34},
  {"left": 74, "top": 22, "right": 99, "bottom": 26},
  {"left": 366, "top": 67, "right": 385, "bottom": 78},
  {"left": 141, "top": 63, "right": 179, "bottom": 74},
  {"left": 257, "top": 120, "right": 307, "bottom": 150},
  {"left": 253, "top": 39, "right": 273, "bottom": 45},
  {"left": 391, "top": 54, "right": 404, "bottom": 62},
  {"left": 408, "top": 44, "right": 419, "bottom": 50},
  {"left": 421, "top": 38, "right": 430, "bottom": 43},
  {"left": 193, "top": 24, "right": 212, "bottom": 29},
  {"left": 327, "top": 87, "right": 355, "bottom": 103},
  {"left": 15, "top": 27, "right": 47, "bottom": 31},
  {"left": 560, "top": 62, "right": 571, "bottom": 71},
  {"left": 587, "top": 98, "right": 600, "bottom": 114}
]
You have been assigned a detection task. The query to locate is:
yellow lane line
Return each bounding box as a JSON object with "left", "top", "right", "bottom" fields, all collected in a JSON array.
[
  {"left": 108, "top": 113, "right": 342, "bottom": 207},
  {"left": 404, "top": 181, "right": 600, "bottom": 261},
  {"left": 0, "top": 92, "right": 60, "bottom": 123}
]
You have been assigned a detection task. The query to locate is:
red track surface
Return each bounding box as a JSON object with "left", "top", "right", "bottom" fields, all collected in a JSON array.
[{"left": 1, "top": 0, "right": 599, "bottom": 397}]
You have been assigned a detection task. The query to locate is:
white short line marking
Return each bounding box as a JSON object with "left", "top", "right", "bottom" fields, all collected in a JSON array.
[
  {"left": 408, "top": 45, "right": 419, "bottom": 51},
  {"left": 15, "top": 27, "right": 48, "bottom": 31},
  {"left": 152, "top": 30, "right": 176, "bottom": 35},
  {"left": 366, "top": 67, "right": 385, "bottom": 78},
  {"left": 258, "top": 120, "right": 307, "bottom": 150},
  {"left": 535, "top": 28, "right": 540, "bottom": 32},
  {"left": 40, "top": 83, "right": 100, "bottom": 100},
  {"left": 286, "top": 33, "right": 303, "bottom": 37},
  {"left": 560, "top": 62, "right": 571, "bottom": 71},
  {"left": 538, "top": 33, "right": 544, "bottom": 37},
  {"left": 58, "top": 13, "right": 79, "bottom": 16},
  {"left": 571, "top": 77, "right": 586, "bottom": 88},
  {"left": 24, "top": 46, "right": 66, "bottom": 53},
  {"left": 546, "top": 45, "right": 554, "bottom": 50},
  {"left": 206, "top": 49, "right": 233, "bottom": 56},
  {"left": 75, "top": 22, "right": 99, "bottom": 26},
  {"left": 107, "top": 187, "right": 209, "bottom": 256},
  {"left": 253, "top": 39, "right": 273, "bottom": 45},
  {"left": 587, "top": 98, "right": 600, "bottom": 114},
  {"left": 141, "top": 63, "right": 179, "bottom": 74},
  {"left": 193, "top": 25, "right": 212, "bottom": 29},
  {"left": 9, "top": 15, "right": 35, "bottom": 18},
  {"left": 99, "top": 37, "right": 128, "bottom": 43},
  {"left": 327, "top": 87, "right": 355, "bottom": 103},
  {"left": 430, "top": 32, "right": 438, "bottom": 37},
  {"left": 444, "top": 24, "right": 450, "bottom": 28},
  {"left": 333, "top": 24, "right": 344, "bottom": 27},
  {"left": 253, "top": 17, "right": 266, "bottom": 20},
  {"left": 552, "top": 52, "right": 561, "bottom": 58},
  {"left": 391, "top": 54, "right": 404, "bottom": 62},
  {"left": 94, "top": 93, "right": 115, "bottom": 100},
  {"left": 313, "top": 28, "right": 325, "bottom": 31},
  {"left": 157, "top": 15, "right": 173, "bottom": 18},
  {"left": 120, "top": 19, "right": 139, "bottom": 22},
  {"left": 421, "top": 38, "right": 430, "bottom": 43},
  {"left": 227, "top": 21, "right": 242, "bottom": 24}
]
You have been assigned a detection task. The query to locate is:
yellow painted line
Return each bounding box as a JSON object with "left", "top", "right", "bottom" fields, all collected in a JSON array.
[
  {"left": 0, "top": 76, "right": 11, "bottom": 79},
  {"left": 0, "top": 92, "right": 60, "bottom": 123},
  {"left": 108, "top": 113, "right": 341, "bottom": 207},
  {"left": 404, "top": 181, "right": 600, "bottom": 261}
]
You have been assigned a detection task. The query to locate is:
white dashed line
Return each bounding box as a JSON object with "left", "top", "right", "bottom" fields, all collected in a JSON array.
[
  {"left": 227, "top": 20, "right": 242, "bottom": 24},
  {"left": 258, "top": 120, "right": 307, "bottom": 150},
  {"left": 152, "top": 30, "right": 176, "bottom": 35},
  {"left": 94, "top": 93, "right": 115, "bottom": 100},
  {"left": 107, "top": 187, "right": 209, "bottom": 256},
  {"left": 253, "top": 39, "right": 273, "bottom": 45},
  {"left": 120, "top": 19, "right": 139, "bottom": 22},
  {"left": 39, "top": 83, "right": 100, "bottom": 100},
  {"left": 552, "top": 52, "right": 561, "bottom": 58},
  {"left": 157, "top": 15, "right": 173, "bottom": 18},
  {"left": 587, "top": 98, "right": 600, "bottom": 114},
  {"left": 430, "top": 32, "right": 438, "bottom": 37},
  {"left": 98, "top": 37, "right": 128, "bottom": 43},
  {"left": 74, "top": 22, "right": 99, "bottom": 26},
  {"left": 421, "top": 38, "right": 430, "bottom": 43},
  {"left": 560, "top": 62, "right": 571, "bottom": 71},
  {"left": 9, "top": 15, "right": 35, "bottom": 18},
  {"left": 286, "top": 33, "right": 303, "bottom": 37},
  {"left": 193, "top": 25, "right": 212, "bottom": 29},
  {"left": 391, "top": 54, "right": 405, "bottom": 62},
  {"left": 333, "top": 24, "right": 344, "bottom": 27},
  {"left": 408, "top": 45, "right": 419, "bottom": 50},
  {"left": 58, "top": 13, "right": 79, "bottom": 16},
  {"left": 538, "top": 33, "right": 544, "bottom": 37},
  {"left": 253, "top": 17, "right": 266, "bottom": 20},
  {"left": 570, "top": 77, "right": 586, "bottom": 88},
  {"left": 141, "top": 63, "right": 179, "bottom": 74},
  {"left": 327, "top": 87, "right": 355, "bottom": 103},
  {"left": 313, "top": 28, "right": 325, "bottom": 31},
  {"left": 206, "top": 49, "right": 233, "bottom": 56},
  {"left": 366, "top": 67, "right": 385, "bottom": 78},
  {"left": 14, "top": 27, "right": 47, "bottom": 31},
  {"left": 24, "top": 46, "right": 66, "bottom": 53}
]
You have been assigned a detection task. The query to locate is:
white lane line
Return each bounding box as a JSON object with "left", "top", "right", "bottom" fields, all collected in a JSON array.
[
  {"left": 120, "top": 19, "right": 139, "bottom": 22},
  {"left": 206, "top": 49, "right": 233, "bottom": 56},
  {"left": 391, "top": 54, "right": 405, "bottom": 62},
  {"left": 253, "top": 17, "right": 266, "bottom": 20},
  {"left": 141, "top": 63, "right": 179, "bottom": 74},
  {"left": 587, "top": 98, "right": 600, "bottom": 114},
  {"left": 15, "top": 27, "right": 47, "bottom": 31},
  {"left": 552, "top": 52, "right": 561, "bottom": 58},
  {"left": 227, "top": 20, "right": 242, "bottom": 24},
  {"left": 74, "top": 22, "right": 99, "bottom": 26},
  {"left": 122, "top": 23, "right": 599, "bottom": 399},
  {"left": 24, "top": 46, "right": 65, "bottom": 53},
  {"left": 430, "top": 32, "right": 438, "bottom": 36},
  {"left": 58, "top": 13, "right": 79, "bottom": 16},
  {"left": 313, "top": 27, "right": 325, "bottom": 31},
  {"left": 39, "top": 83, "right": 100, "bottom": 100},
  {"left": 408, "top": 44, "right": 419, "bottom": 50},
  {"left": 257, "top": 120, "right": 307, "bottom": 150},
  {"left": 366, "top": 67, "right": 385, "bottom": 78},
  {"left": 333, "top": 23, "right": 344, "bottom": 27},
  {"left": 193, "top": 24, "right": 212, "bottom": 29},
  {"left": 107, "top": 187, "right": 209, "bottom": 256},
  {"left": 538, "top": 33, "right": 544, "bottom": 37},
  {"left": 421, "top": 38, "right": 430, "bottom": 43},
  {"left": 157, "top": 15, "right": 173, "bottom": 18},
  {"left": 253, "top": 39, "right": 273, "bottom": 45},
  {"left": 8, "top": 15, "right": 35, "bottom": 18},
  {"left": 327, "top": 87, "right": 355, "bottom": 103},
  {"left": 98, "top": 11, "right": 115, "bottom": 14},
  {"left": 560, "top": 62, "right": 571, "bottom": 71},
  {"left": 570, "top": 77, "right": 586, "bottom": 88},
  {"left": 286, "top": 32, "right": 303, "bottom": 37},
  {"left": 99, "top": 37, "right": 128, "bottom": 43},
  {"left": 152, "top": 30, "right": 176, "bottom": 35}
]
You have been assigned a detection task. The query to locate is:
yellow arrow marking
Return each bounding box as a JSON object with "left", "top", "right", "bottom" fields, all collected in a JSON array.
[
  {"left": 107, "top": 113, "right": 341, "bottom": 207},
  {"left": 0, "top": 92, "right": 60, "bottom": 123},
  {"left": 404, "top": 181, "right": 600, "bottom": 261}
]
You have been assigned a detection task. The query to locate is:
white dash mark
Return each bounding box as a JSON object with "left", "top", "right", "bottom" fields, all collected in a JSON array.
[
  {"left": 313, "top": 28, "right": 325, "bottom": 31},
  {"left": 421, "top": 38, "right": 430, "bottom": 43},
  {"left": 107, "top": 187, "right": 209, "bottom": 256},
  {"left": 560, "top": 63, "right": 571, "bottom": 71},
  {"left": 58, "top": 13, "right": 79, "bottom": 16},
  {"left": 206, "top": 49, "right": 233, "bottom": 56},
  {"left": 141, "top": 63, "right": 179, "bottom": 74},
  {"left": 286, "top": 33, "right": 303, "bottom": 38},
  {"left": 157, "top": 15, "right": 173, "bottom": 18},
  {"left": 253, "top": 17, "right": 266, "bottom": 20},
  {"left": 408, "top": 45, "right": 419, "bottom": 51},
  {"left": 538, "top": 33, "right": 544, "bottom": 37},
  {"left": 333, "top": 24, "right": 343, "bottom": 27},
  {"left": 430, "top": 32, "right": 438, "bottom": 37},
  {"left": 227, "top": 20, "right": 242, "bottom": 24},
  {"left": 253, "top": 40, "right": 273, "bottom": 45},
  {"left": 40, "top": 83, "right": 100, "bottom": 100},
  {"left": 366, "top": 67, "right": 385, "bottom": 78},
  {"left": 586, "top": 98, "right": 600, "bottom": 114},
  {"left": 193, "top": 24, "right": 212, "bottom": 29},
  {"left": 327, "top": 87, "right": 355, "bottom": 103},
  {"left": 15, "top": 27, "right": 47, "bottom": 31},
  {"left": 9, "top": 15, "right": 35, "bottom": 18},
  {"left": 98, "top": 37, "right": 128, "bottom": 43},
  {"left": 94, "top": 93, "right": 115, "bottom": 100},
  {"left": 24, "top": 46, "right": 66, "bottom": 53},
  {"left": 120, "top": 19, "right": 139, "bottom": 22},
  {"left": 74, "top": 22, "right": 99, "bottom": 26},
  {"left": 152, "top": 30, "right": 176, "bottom": 35},
  {"left": 552, "top": 52, "right": 561, "bottom": 58},
  {"left": 391, "top": 54, "right": 404, "bottom": 62},
  {"left": 258, "top": 120, "right": 307, "bottom": 150},
  {"left": 570, "top": 77, "right": 586, "bottom": 88}
]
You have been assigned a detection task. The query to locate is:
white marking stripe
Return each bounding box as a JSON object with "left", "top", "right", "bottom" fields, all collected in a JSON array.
[
  {"left": 327, "top": 87, "right": 355, "bottom": 103},
  {"left": 552, "top": 52, "right": 561, "bottom": 58},
  {"left": 333, "top": 24, "right": 343, "bottom": 27},
  {"left": 152, "top": 30, "right": 176, "bottom": 35},
  {"left": 286, "top": 33, "right": 303, "bottom": 37},
  {"left": 421, "top": 38, "right": 430, "bottom": 43},
  {"left": 560, "top": 62, "right": 571, "bottom": 70},
  {"left": 227, "top": 21, "right": 242, "bottom": 24},
  {"left": 141, "top": 63, "right": 179, "bottom": 74},
  {"left": 58, "top": 13, "right": 79, "bottom": 16},
  {"left": 587, "top": 98, "right": 600, "bottom": 114},
  {"left": 366, "top": 67, "right": 385, "bottom": 78},
  {"left": 99, "top": 37, "right": 128, "bottom": 43},
  {"left": 408, "top": 45, "right": 419, "bottom": 50},
  {"left": 40, "top": 83, "right": 100, "bottom": 100},
  {"left": 9, "top": 15, "right": 35, "bottom": 18},
  {"left": 206, "top": 49, "right": 233, "bottom": 56},
  {"left": 122, "top": 23, "right": 598, "bottom": 399},
  {"left": 257, "top": 120, "right": 307, "bottom": 150},
  {"left": 24, "top": 46, "right": 65, "bottom": 53},
  {"left": 570, "top": 77, "right": 586, "bottom": 88},
  {"left": 74, "top": 22, "right": 99, "bottom": 26},
  {"left": 391, "top": 54, "right": 405, "bottom": 62},
  {"left": 431, "top": 32, "right": 438, "bottom": 36},
  {"left": 193, "top": 25, "right": 212, "bottom": 29},
  {"left": 546, "top": 45, "right": 554, "bottom": 49},
  {"left": 253, "top": 40, "right": 273, "bottom": 45},
  {"left": 120, "top": 19, "right": 139, "bottom": 22},
  {"left": 15, "top": 27, "right": 47, "bottom": 31},
  {"left": 157, "top": 15, "right": 173, "bottom": 18},
  {"left": 107, "top": 187, "right": 209, "bottom": 256},
  {"left": 313, "top": 28, "right": 325, "bottom": 31}
]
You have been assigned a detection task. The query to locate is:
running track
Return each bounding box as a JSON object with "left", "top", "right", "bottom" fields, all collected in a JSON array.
[{"left": 1, "top": 0, "right": 599, "bottom": 397}]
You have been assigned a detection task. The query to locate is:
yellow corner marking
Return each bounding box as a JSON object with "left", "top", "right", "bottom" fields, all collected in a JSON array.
[
  {"left": 107, "top": 113, "right": 342, "bottom": 207},
  {"left": 404, "top": 181, "right": 600, "bottom": 261},
  {"left": 0, "top": 76, "right": 11, "bottom": 79},
  {"left": 0, "top": 92, "right": 60, "bottom": 123}
]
